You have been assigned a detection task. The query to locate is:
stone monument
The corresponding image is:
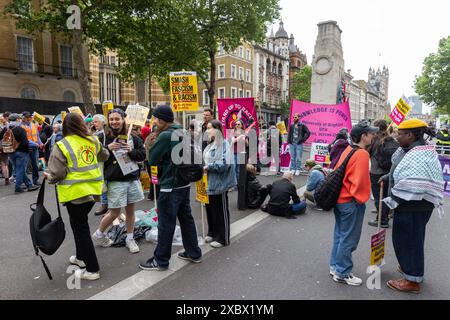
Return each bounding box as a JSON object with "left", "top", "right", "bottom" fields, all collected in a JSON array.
[{"left": 310, "top": 21, "right": 345, "bottom": 105}]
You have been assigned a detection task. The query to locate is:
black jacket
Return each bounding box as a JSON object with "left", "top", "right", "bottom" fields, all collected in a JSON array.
[
  {"left": 266, "top": 178, "right": 300, "bottom": 216},
  {"left": 246, "top": 174, "right": 271, "bottom": 209},
  {"left": 104, "top": 134, "right": 146, "bottom": 181},
  {"left": 0, "top": 125, "right": 29, "bottom": 153},
  {"left": 287, "top": 122, "right": 310, "bottom": 145}
]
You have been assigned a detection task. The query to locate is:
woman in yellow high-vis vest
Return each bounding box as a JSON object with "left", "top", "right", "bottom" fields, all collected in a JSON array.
[{"left": 44, "top": 113, "right": 109, "bottom": 281}]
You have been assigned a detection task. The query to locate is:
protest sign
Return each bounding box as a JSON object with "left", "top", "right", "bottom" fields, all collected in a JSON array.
[
  {"left": 68, "top": 106, "right": 85, "bottom": 118},
  {"left": 196, "top": 173, "right": 209, "bottom": 204},
  {"left": 170, "top": 71, "right": 199, "bottom": 112},
  {"left": 289, "top": 100, "right": 352, "bottom": 145},
  {"left": 217, "top": 98, "right": 258, "bottom": 138},
  {"left": 389, "top": 96, "right": 411, "bottom": 125},
  {"left": 125, "top": 104, "right": 150, "bottom": 127}
]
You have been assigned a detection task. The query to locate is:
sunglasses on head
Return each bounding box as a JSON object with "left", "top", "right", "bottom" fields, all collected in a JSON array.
[{"left": 108, "top": 108, "right": 126, "bottom": 117}]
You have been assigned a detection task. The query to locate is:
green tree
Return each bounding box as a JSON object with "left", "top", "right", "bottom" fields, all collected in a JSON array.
[
  {"left": 415, "top": 36, "right": 450, "bottom": 114},
  {"left": 290, "top": 65, "right": 312, "bottom": 103},
  {"left": 4, "top": 0, "right": 167, "bottom": 114}
]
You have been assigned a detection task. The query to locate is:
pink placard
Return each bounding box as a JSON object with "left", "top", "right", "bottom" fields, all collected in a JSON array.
[
  {"left": 217, "top": 98, "right": 259, "bottom": 138},
  {"left": 389, "top": 107, "right": 405, "bottom": 125},
  {"left": 289, "top": 100, "right": 352, "bottom": 145},
  {"left": 314, "top": 155, "right": 327, "bottom": 163}
]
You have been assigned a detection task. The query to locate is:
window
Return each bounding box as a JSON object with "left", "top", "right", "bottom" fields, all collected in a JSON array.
[
  {"left": 20, "top": 87, "right": 37, "bottom": 99},
  {"left": 63, "top": 90, "right": 76, "bottom": 102},
  {"left": 99, "top": 72, "right": 104, "bottom": 102},
  {"left": 218, "top": 65, "right": 225, "bottom": 79},
  {"left": 106, "top": 73, "right": 118, "bottom": 104},
  {"left": 203, "top": 89, "right": 209, "bottom": 106},
  {"left": 218, "top": 87, "right": 226, "bottom": 99},
  {"left": 231, "top": 65, "right": 236, "bottom": 79},
  {"left": 17, "top": 36, "right": 34, "bottom": 72},
  {"left": 239, "top": 89, "right": 243, "bottom": 98},
  {"left": 219, "top": 44, "right": 225, "bottom": 55},
  {"left": 239, "top": 47, "right": 244, "bottom": 58},
  {"left": 60, "top": 45, "right": 73, "bottom": 77},
  {"left": 110, "top": 56, "right": 116, "bottom": 66},
  {"left": 246, "top": 69, "right": 251, "bottom": 82},
  {"left": 239, "top": 67, "right": 243, "bottom": 80},
  {"left": 246, "top": 90, "right": 251, "bottom": 98},
  {"left": 231, "top": 87, "right": 237, "bottom": 99},
  {"left": 246, "top": 49, "right": 251, "bottom": 61}
]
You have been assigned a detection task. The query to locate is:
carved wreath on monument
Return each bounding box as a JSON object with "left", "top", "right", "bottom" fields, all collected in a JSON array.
[{"left": 313, "top": 55, "right": 333, "bottom": 75}]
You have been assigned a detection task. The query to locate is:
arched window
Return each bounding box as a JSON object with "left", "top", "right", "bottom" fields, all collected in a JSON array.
[
  {"left": 63, "top": 90, "right": 76, "bottom": 102},
  {"left": 266, "top": 59, "right": 271, "bottom": 72},
  {"left": 20, "top": 87, "right": 37, "bottom": 99},
  {"left": 272, "top": 62, "right": 277, "bottom": 74},
  {"left": 278, "top": 63, "right": 283, "bottom": 76}
]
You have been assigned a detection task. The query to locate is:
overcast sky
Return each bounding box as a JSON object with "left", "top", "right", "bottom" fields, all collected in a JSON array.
[{"left": 276, "top": 0, "right": 450, "bottom": 114}]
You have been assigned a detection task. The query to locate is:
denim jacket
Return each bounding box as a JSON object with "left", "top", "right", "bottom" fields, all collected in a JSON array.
[{"left": 204, "top": 140, "right": 236, "bottom": 195}]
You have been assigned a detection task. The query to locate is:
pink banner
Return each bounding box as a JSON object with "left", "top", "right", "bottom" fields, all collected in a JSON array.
[
  {"left": 217, "top": 98, "right": 259, "bottom": 138},
  {"left": 289, "top": 100, "right": 352, "bottom": 145},
  {"left": 389, "top": 107, "right": 405, "bottom": 125}
]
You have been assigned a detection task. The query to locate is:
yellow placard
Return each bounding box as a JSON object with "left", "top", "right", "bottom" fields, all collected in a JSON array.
[
  {"left": 61, "top": 111, "right": 67, "bottom": 123},
  {"left": 276, "top": 122, "right": 287, "bottom": 135},
  {"left": 370, "top": 229, "right": 386, "bottom": 266},
  {"left": 169, "top": 71, "right": 199, "bottom": 112},
  {"left": 32, "top": 112, "right": 46, "bottom": 125},
  {"left": 125, "top": 104, "right": 150, "bottom": 127},
  {"left": 68, "top": 106, "right": 85, "bottom": 118},
  {"left": 102, "top": 101, "right": 114, "bottom": 122},
  {"left": 395, "top": 98, "right": 411, "bottom": 116},
  {"left": 196, "top": 173, "right": 209, "bottom": 204},
  {"left": 150, "top": 166, "right": 159, "bottom": 185}
]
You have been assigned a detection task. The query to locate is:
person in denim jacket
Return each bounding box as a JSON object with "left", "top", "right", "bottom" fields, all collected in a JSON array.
[{"left": 203, "top": 120, "right": 236, "bottom": 248}]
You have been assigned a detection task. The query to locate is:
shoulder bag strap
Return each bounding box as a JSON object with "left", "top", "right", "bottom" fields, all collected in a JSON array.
[
  {"left": 341, "top": 147, "right": 359, "bottom": 170},
  {"left": 54, "top": 185, "right": 62, "bottom": 219},
  {"left": 36, "top": 177, "right": 46, "bottom": 206}
]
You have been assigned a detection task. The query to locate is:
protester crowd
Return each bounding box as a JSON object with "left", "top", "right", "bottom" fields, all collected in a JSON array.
[{"left": 0, "top": 106, "right": 445, "bottom": 294}]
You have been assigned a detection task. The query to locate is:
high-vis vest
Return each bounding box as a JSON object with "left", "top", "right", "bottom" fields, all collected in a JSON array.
[
  {"left": 22, "top": 122, "right": 39, "bottom": 143},
  {"left": 56, "top": 135, "right": 103, "bottom": 203},
  {"left": 437, "top": 132, "right": 450, "bottom": 145}
]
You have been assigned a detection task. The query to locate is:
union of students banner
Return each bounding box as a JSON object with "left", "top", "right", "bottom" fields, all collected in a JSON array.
[
  {"left": 289, "top": 100, "right": 352, "bottom": 145},
  {"left": 217, "top": 98, "right": 259, "bottom": 138}
]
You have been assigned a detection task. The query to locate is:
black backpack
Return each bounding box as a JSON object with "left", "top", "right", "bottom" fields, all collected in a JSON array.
[
  {"left": 169, "top": 128, "right": 204, "bottom": 183},
  {"left": 29, "top": 179, "right": 65, "bottom": 280},
  {"left": 314, "top": 148, "right": 358, "bottom": 211}
]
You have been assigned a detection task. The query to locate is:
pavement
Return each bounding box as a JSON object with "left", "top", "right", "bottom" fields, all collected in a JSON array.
[{"left": 1, "top": 169, "right": 449, "bottom": 300}]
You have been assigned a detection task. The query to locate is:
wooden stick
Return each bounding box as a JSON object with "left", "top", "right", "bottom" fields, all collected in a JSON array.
[{"left": 378, "top": 181, "right": 384, "bottom": 233}]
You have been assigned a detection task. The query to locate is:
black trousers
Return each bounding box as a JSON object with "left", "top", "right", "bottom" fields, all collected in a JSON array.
[
  {"left": 66, "top": 201, "right": 99, "bottom": 272},
  {"left": 370, "top": 173, "right": 390, "bottom": 223},
  {"left": 205, "top": 192, "right": 230, "bottom": 246}
]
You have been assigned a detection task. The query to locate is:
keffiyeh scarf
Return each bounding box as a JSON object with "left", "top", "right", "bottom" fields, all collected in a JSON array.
[{"left": 383, "top": 144, "right": 444, "bottom": 216}]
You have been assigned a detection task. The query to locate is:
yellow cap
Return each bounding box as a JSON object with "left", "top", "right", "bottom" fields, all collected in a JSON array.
[{"left": 398, "top": 119, "right": 428, "bottom": 130}]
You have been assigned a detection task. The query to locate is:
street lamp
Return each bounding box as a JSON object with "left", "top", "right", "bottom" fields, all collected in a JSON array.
[
  {"left": 240, "top": 79, "right": 244, "bottom": 97},
  {"left": 147, "top": 52, "right": 152, "bottom": 114}
]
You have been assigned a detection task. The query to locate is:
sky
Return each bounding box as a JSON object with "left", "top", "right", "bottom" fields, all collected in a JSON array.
[{"left": 276, "top": 0, "right": 450, "bottom": 114}]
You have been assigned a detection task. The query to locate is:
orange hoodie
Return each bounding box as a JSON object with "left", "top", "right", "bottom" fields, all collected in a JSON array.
[{"left": 334, "top": 145, "right": 371, "bottom": 204}]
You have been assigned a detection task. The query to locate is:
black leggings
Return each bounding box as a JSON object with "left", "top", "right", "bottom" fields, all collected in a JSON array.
[{"left": 66, "top": 201, "right": 99, "bottom": 272}]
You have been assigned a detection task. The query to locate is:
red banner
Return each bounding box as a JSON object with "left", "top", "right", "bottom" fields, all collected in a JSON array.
[{"left": 217, "top": 98, "right": 259, "bottom": 138}]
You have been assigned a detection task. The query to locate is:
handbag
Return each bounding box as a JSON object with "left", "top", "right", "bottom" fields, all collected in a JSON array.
[{"left": 29, "top": 178, "right": 65, "bottom": 280}]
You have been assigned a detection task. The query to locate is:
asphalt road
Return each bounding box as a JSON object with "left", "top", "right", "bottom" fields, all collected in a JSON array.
[{"left": 1, "top": 170, "right": 449, "bottom": 300}]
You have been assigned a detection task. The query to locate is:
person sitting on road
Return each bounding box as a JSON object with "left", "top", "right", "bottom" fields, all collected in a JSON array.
[
  {"left": 246, "top": 164, "right": 271, "bottom": 209},
  {"left": 302, "top": 159, "right": 327, "bottom": 208},
  {"left": 261, "top": 172, "right": 306, "bottom": 219}
]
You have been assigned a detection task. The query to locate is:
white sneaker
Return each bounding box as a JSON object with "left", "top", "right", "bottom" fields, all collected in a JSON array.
[
  {"left": 75, "top": 269, "right": 100, "bottom": 281},
  {"left": 92, "top": 232, "right": 113, "bottom": 247},
  {"left": 69, "top": 255, "right": 86, "bottom": 268},
  {"left": 333, "top": 273, "right": 362, "bottom": 286},
  {"left": 210, "top": 241, "right": 224, "bottom": 248},
  {"left": 126, "top": 239, "right": 140, "bottom": 254},
  {"left": 295, "top": 170, "right": 300, "bottom": 176},
  {"left": 204, "top": 236, "right": 213, "bottom": 243},
  {"left": 329, "top": 269, "right": 336, "bottom": 277}
]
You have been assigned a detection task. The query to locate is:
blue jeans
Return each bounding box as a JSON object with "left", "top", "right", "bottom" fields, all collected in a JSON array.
[
  {"left": 154, "top": 187, "right": 201, "bottom": 268},
  {"left": 10, "top": 152, "right": 32, "bottom": 191},
  {"left": 29, "top": 146, "right": 40, "bottom": 184},
  {"left": 289, "top": 143, "right": 303, "bottom": 171},
  {"left": 392, "top": 209, "right": 432, "bottom": 283},
  {"left": 290, "top": 201, "right": 307, "bottom": 214},
  {"left": 330, "top": 200, "right": 366, "bottom": 278}
]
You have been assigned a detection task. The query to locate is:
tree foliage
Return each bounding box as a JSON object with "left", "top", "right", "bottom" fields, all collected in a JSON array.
[
  {"left": 290, "top": 65, "right": 312, "bottom": 103},
  {"left": 415, "top": 36, "right": 450, "bottom": 114}
]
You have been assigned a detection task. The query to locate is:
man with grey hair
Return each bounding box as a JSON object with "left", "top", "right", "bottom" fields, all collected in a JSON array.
[{"left": 261, "top": 171, "right": 306, "bottom": 219}]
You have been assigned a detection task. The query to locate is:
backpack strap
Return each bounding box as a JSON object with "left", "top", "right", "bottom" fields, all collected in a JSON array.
[
  {"left": 36, "top": 177, "right": 46, "bottom": 206},
  {"left": 340, "top": 147, "right": 359, "bottom": 170}
]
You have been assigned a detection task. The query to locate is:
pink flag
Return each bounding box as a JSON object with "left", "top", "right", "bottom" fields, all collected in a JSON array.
[
  {"left": 289, "top": 100, "right": 352, "bottom": 145},
  {"left": 217, "top": 98, "right": 259, "bottom": 138}
]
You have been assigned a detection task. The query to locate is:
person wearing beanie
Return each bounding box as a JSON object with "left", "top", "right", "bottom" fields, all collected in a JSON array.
[
  {"left": 140, "top": 104, "right": 202, "bottom": 271},
  {"left": 380, "top": 119, "right": 444, "bottom": 294}
]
